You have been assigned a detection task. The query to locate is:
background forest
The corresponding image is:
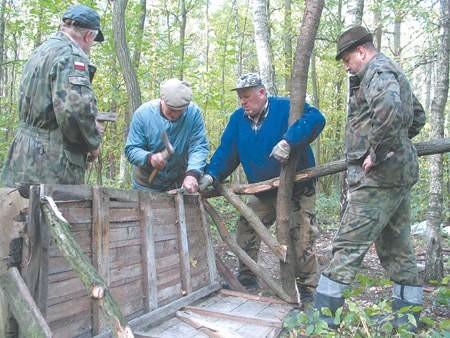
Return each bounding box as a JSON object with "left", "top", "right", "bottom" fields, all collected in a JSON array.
[
  {"left": 1, "top": 0, "right": 448, "bottom": 220},
  {"left": 0, "top": 0, "right": 449, "bottom": 335}
]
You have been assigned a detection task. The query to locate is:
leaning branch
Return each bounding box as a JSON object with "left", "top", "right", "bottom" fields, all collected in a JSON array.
[
  {"left": 228, "top": 137, "right": 450, "bottom": 196},
  {"left": 40, "top": 196, "right": 133, "bottom": 338}
]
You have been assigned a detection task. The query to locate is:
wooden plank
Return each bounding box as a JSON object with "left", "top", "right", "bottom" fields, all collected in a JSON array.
[
  {"left": 176, "top": 310, "right": 239, "bottom": 338},
  {"left": 175, "top": 192, "right": 192, "bottom": 295},
  {"left": 92, "top": 186, "right": 111, "bottom": 335},
  {"left": 0, "top": 267, "right": 52, "bottom": 337},
  {"left": 218, "top": 289, "right": 288, "bottom": 305},
  {"left": 139, "top": 191, "right": 158, "bottom": 312},
  {"left": 198, "top": 197, "right": 219, "bottom": 285},
  {"left": 126, "top": 283, "right": 221, "bottom": 335},
  {"left": 37, "top": 184, "right": 50, "bottom": 317},
  {"left": 183, "top": 306, "right": 282, "bottom": 328}
]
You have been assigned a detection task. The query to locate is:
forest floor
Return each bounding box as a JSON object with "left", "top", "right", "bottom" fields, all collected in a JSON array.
[{"left": 212, "top": 225, "right": 450, "bottom": 336}]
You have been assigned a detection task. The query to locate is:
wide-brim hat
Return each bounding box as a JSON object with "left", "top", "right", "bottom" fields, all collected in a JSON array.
[
  {"left": 62, "top": 5, "right": 104, "bottom": 42},
  {"left": 335, "top": 25, "right": 373, "bottom": 60}
]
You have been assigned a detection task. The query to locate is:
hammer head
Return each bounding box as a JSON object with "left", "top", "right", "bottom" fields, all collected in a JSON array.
[{"left": 161, "top": 131, "right": 175, "bottom": 157}]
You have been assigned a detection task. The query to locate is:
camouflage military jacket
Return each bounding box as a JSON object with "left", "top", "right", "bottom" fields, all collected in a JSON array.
[
  {"left": 345, "top": 53, "right": 426, "bottom": 188},
  {"left": 1, "top": 31, "right": 101, "bottom": 186}
]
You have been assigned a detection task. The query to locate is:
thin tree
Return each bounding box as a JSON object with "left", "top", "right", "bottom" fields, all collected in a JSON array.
[
  {"left": 424, "top": 0, "right": 449, "bottom": 281},
  {"left": 252, "top": 0, "right": 277, "bottom": 95},
  {"left": 277, "top": 0, "right": 324, "bottom": 300},
  {"left": 340, "top": 0, "right": 364, "bottom": 218},
  {"left": 111, "top": 0, "right": 142, "bottom": 185}
]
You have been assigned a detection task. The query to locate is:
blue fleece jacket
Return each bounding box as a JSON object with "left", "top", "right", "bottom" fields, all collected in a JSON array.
[{"left": 206, "top": 97, "right": 325, "bottom": 184}]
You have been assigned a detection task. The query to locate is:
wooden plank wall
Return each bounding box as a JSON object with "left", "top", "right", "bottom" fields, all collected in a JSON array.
[{"left": 23, "top": 185, "right": 218, "bottom": 338}]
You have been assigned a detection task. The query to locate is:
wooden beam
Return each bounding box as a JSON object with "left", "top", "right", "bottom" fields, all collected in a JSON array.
[
  {"left": 176, "top": 310, "right": 239, "bottom": 338},
  {"left": 183, "top": 306, "right": 283, "bottom": 328},
  {"left": 0, "top": 267, "right": 52, "bottom": 337},
  {"left": 40, "top": 195, "right": 132, "bottom": 338},
  {"left": 214, "top": 253, "right": 246, "bottom": 292},
  {"left": 202, "top": 199, "right": 295, "bottom": 303},
  {"left": 200, "top": 138, "right": 450, "bottom": 197},
  {"left": 198, "top": 197, "right": 220, "bottom": 285},
  {"left": 218, "top": 289, "right": 289, "bottom": 305},
  {"left": 139, "top": 191, "right": 158, "bottom": 311},
  {"left": 92, "top": 186, "right": 111, "bottom": 334},
  {"left": 212, "top": 182, "right": 287, "bottom": 262},
  {"left": 175, "top": 191, "right": 192, "bottom": 295}
]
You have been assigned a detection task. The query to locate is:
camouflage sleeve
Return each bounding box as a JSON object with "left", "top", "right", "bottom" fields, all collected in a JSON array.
[
  {"left": 408, "top": 94, "right": 426, "bottom": 139},
  {"left": 365, "top": 71, "right": 403, "bottom": 164},
  {"left": 51, "top": 52, "right": 101, "bottom": 153}
]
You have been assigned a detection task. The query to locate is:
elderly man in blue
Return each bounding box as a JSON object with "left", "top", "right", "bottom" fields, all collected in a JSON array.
[
  {"left": 125, "top": 78, "right": 209, "bottom": 193},
  {"left": 199, "top": 73, "right": 326, "bottom": 308}
]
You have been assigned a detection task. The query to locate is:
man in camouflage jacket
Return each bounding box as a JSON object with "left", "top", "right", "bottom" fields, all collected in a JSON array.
[
  {"left": 310, "top": 26, "right": 426, "bottom": 331},
  {"left": 2, "top": 5, "right": 104, "bottom": 187}
]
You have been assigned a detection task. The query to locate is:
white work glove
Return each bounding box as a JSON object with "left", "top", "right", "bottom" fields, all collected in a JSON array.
[
  {"left": 270, "top": 139, "right": 291, "bottom": 163},
  {"left": 198, "top": 174, "right": 214, "bottom": 191}
]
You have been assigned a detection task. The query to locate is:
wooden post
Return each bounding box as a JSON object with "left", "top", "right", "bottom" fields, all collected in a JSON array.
[
  {"left": 139, "top": 191, "right": 158, "bottom": 311},
  {"left": 213, "top": 182, "right": 287, "bottom": 262},
  {"left": 92, "top": 186, "right": 111, "bottom": 334},
  {"left": 202, "top": 199, "right": 296, "bottom": 303},
  {"left": 40, "top": 195, "right": 133, "bottom": 338},
  {"left": 0, "top": 267, "right": 52, "bottom": 337},
  {"left": 175, "top": 191, "right": 192, "bottom": 295}
]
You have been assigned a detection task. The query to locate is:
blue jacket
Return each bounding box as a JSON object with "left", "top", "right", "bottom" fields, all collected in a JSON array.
[
  {"left": 206, "top": 97, "right": 325, "bottom": 185},
  {"left": 125, "top": 99, "right": 209, "bottom": 191}
]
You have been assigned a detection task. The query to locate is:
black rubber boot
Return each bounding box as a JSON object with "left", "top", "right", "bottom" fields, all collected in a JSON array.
[
  {"left": 390, "top": 283, "right": 423, "bottom": 333},
  {"left": 392, "top": 298, "right": 422, "bottom": 333},
  {"left": 313, "top": 292, "right": 345, "bottom": 329}
]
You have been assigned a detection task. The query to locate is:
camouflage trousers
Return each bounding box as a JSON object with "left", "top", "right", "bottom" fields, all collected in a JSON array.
[
  {"left": 236, "top": 185, "right": 319, "bottom": 290},
  {"left": 323, "top": 186, "right": 420, "bottom": 286}
]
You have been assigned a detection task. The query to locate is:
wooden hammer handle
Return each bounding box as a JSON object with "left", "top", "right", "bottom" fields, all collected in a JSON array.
[{"left": 148, "top": 149, "right": 169, "bottom": 184}]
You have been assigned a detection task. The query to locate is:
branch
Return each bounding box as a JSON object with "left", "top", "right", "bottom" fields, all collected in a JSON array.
[{"left": 40, "top": 196, "right": 133, "bottom": 338}]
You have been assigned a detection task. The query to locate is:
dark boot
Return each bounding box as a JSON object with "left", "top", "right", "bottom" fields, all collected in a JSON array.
[
  {"left": 313, "top": 292, "right": 345, "bottom": 329},
  {"left": 391, "top": 284, "right": 423, "bottom": 333},
  {"left": 311, "top": 274, "right": 348, "bottom": 329}
]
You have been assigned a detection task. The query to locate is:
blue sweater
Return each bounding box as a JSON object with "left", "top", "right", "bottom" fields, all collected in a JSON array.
[{"left": 206, "top": 97, "right": 325, "bottom": 184}]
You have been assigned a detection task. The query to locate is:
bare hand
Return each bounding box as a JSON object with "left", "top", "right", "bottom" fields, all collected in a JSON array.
[
  {"left": 183, "top": 175, "right": 199, "bottom": 194},
  {"left": 88, "top": 144, "right": 101, "bottom": 162},
  {"left": 150, "top": 151, "right": 167, "bottom": 169}
]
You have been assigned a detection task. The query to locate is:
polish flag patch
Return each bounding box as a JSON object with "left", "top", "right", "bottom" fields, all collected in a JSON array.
[{"left": 74, "top": 61, "right": 86, "bottom": 71}]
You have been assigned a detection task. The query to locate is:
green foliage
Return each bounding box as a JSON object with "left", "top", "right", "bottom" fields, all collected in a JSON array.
[
  {"left": 283, "top": 273, "right": 449, "bottom": 337},
  {"left": 316, "top": 192, "right": 340, "bottom": 228}
]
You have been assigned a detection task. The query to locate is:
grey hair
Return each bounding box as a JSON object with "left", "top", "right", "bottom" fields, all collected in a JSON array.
[{"left": 61, "top": 19, "right": 98, "bottom": 40}]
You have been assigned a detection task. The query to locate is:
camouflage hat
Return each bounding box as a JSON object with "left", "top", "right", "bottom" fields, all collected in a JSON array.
[
  {"left": 62, "top": 5, "right": 104, "bottom": 42},
  {"left": 160, "top": 78, "right": 192, "bottom": 110},
  {"left": 231, "top": 73, "right": 264, "bottom": 91},
  {"left": 335, "top": 25, "right": 373, "bottom": 60}
]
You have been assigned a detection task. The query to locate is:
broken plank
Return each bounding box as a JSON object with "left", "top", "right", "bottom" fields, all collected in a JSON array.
[{"left": 183, "top": 306, "right": 282, "bottom": 328}]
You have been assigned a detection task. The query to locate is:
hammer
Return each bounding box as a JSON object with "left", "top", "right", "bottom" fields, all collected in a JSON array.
[{"left": 148, "top": 131, "right": 175, "bottom": 184}]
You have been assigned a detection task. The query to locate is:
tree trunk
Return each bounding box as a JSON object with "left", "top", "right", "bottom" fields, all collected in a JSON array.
[
  {"left": 277, "top": 0, "right": 324, "bottom": 301},
  {"left": 132, "top": 0, "right": 147, "bottom": 69},
  {"left": 424, "top": 0, "right": 449, "bottom": 281},
  {"left": 283, "top": 0, "right": 292, "bottom": 94},
  {"left": 340, "top": 0, "right": 364, "bottom": 218},
  {"left": 0, "top": 0, "right": 6, "bottom": 94},
  {"left": 344, "top": 0, "right": 364, "bottom": 26},
  {"left": 112, "top": 0, "right": 142, "bottom": 115},
  {"left": 112, "top": 0, "right": 142, "bottom": 187},
  {"left": 179, "top": 0, "right": 187, "bottom": 80},
  {"left": 252, "top": 0, "right": 277, "bottom": 95}
]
